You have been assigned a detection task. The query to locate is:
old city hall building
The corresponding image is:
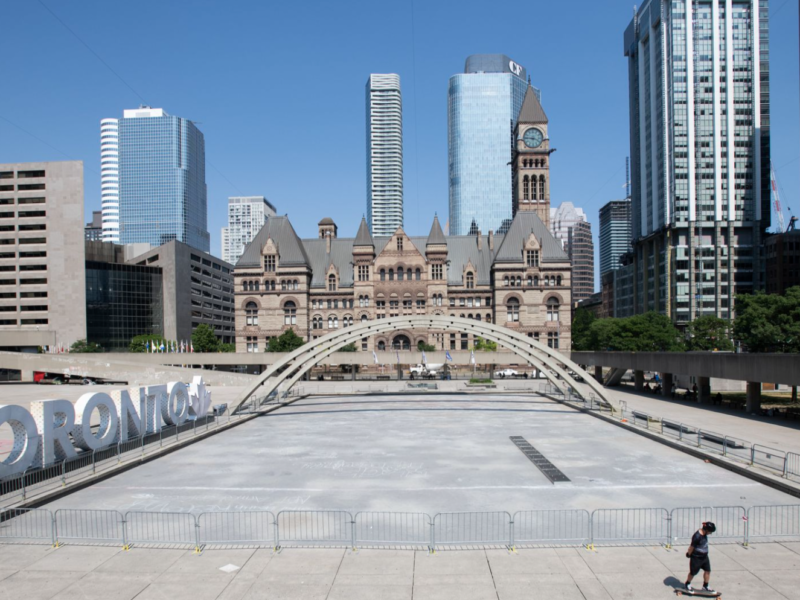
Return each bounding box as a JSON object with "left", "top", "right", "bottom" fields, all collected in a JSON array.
[{"left": 234, "top": 210, "right": 571, "bottom": 354}]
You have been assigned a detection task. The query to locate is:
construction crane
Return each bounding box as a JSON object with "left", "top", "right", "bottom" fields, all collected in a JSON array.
[
  {"left": 788, "top": 216, "right": 798, "bottom": 232},
  {"left": 771, "top": 162, "right": 786, "bottom": 234}
]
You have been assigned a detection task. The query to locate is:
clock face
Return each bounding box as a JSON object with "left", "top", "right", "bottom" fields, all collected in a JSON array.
[{"left": 523, "top": 128, "right": 543, "bottom": 148}]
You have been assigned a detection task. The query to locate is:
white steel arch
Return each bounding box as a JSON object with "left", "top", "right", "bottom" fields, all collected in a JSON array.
[{"left": 233, "top": 316, "right": 610, "bottom": 412}]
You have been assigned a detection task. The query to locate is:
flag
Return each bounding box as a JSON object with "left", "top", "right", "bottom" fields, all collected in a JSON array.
[
  {"left": 470, "top": 349, "right": 476, "bottom": 365},
  {"left": 372, "top": 350, "right": 378, "bottom": 365},
  {"left": 190, "top": 341, "right": 194, "bottom": 353},
  {"left": 422, "top": 350, "right": 427, "bottom": 365},
  {"left": 160, "top": 342, "right": 165, "bottom": 352},
  {"left": 445, "top": 350, "right": 453, "bottom": 362}
]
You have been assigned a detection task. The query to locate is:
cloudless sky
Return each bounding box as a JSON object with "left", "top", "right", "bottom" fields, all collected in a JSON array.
[{"left": 1, "top": 0, "right": 798, "bottom": 285}]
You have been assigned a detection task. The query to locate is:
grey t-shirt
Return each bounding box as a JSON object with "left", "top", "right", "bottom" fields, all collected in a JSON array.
[{"left": 691, "top": 530, "right": 709, "bottom": 556}]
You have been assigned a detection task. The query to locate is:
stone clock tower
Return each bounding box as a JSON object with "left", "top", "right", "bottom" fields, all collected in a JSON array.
[{"left": 512, "top": 83, "right": 553, "bottom": 227}]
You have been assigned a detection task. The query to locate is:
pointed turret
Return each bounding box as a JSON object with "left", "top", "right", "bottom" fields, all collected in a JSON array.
[
  {"left": 426, "top": 214, "right": 446, "bottom": 246},
  {"left": 354, "top": 216, "right": 374, "bottom": 247},
  {"left": 518, "top": 84, "right": 548, "bottom": 124}
]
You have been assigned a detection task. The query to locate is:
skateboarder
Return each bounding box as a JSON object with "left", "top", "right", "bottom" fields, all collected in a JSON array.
[{"left": 685, "top": 521, "right": 716, "bottom": 593}]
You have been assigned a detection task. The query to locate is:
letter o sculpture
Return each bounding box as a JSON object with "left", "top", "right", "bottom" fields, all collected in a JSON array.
[
  {"left": 0, "top": 405, "right": 40, "bottom": 477},
  {"left": 72, "top": 393, "right": 120, "bottom": 451}
]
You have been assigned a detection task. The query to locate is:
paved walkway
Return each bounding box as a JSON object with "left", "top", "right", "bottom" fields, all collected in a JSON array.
[{"left": 0, "top": 542, "right": 798, "bottom": 599}]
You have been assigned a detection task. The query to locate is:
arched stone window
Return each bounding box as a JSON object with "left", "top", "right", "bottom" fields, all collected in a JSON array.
[
  {"left": 328, "top": 274, "right": 336, "bottom": 291},
  {"left": 389, "top": 269, "right": 395, "bottom": 281},
  {"left": 361, "top": 314, "right": 368, "bottom": 323},
  {"left": 527, "top": 276, "right": 532, "bottom": 286},
  {"left": 281, "top": 280, "right": 287, "bottom": 291},
  {"left": 466, "top": 272, "right": 474, "bottom": 289},
  {"left": 377, "top": 340, "right": 386, "bottom": 351},
  {"left": 398, "top": 267, "right": 404, "bottom": 281},
  {"left": 503, "top": 276, "right": 509, "bottom": 287},
  {"left": 506, "top": 297, "right": 520, "bottom": 323},
  {"left": 245, "top": 302, "right": 258, "bottom": 326},
  {"left": 485, "top": 313, "right": 492, "bottom": 323},
  {"left": 294, "top": 280, "right": 299, "bottom": 290},
  {"left": 532, "top": 176, "right": 538, "bottom": 200},
  {"left": 516, "top": 276, "right": 522, "bottom": 287},
  {"left": 534, "top": 276, "right": 539, "bottom": 286},
  {"left": 392, "top": 335, "right": 410, "bottom": 350},
  {"left": 242, "top": 281, "right": 248, "bottom": 291},
  {"left": 283, "top": 301, "right": 297, "bottom": 325},
  {"left": 539, "top": 175, "right": 545, "bottom": 199},
  {"left": 415, "top": 268, "right": 421, "bottom": 281},
  {"left": 557, "top": 275, "right": 562, "bottom": 286},
  {"left": 547, "top": 297, "right": 560, "bottom": 322},
  {"left": 380, "top": 269, "right": 386, "bottom": 281},
  {"left": 523, "top": 175, "right": 529, "bottom": 200}
]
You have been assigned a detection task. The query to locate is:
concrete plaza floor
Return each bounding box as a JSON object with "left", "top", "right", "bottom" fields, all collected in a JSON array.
[
  {"left": 42, "top": 394, "right": 797, "bottom": 514},
  {"left": 0, "top": 541, "right": 799, "bottom": 599}
]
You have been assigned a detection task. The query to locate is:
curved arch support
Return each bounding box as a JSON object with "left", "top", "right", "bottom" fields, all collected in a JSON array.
[{"left": 233, "top": 316, "right": 612, "bottom": 412}]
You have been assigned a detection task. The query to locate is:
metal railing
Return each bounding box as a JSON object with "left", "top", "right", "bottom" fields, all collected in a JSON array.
[
  {"left": 1, "top": 504, "right": 799, "bottom": 550},
  {"left": 0, "top": 414, "right": 249, "bottom": 510}
]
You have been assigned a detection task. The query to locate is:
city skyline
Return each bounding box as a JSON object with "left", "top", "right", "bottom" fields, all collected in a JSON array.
[{"left": 1, "top": 1, "right": 798, "bottom": 275}]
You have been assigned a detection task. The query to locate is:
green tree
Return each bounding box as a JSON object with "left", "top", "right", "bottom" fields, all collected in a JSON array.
[
  {"left": 191, "top": 324, "right": 220, "bottom": 353},
  {"left": 571, "top": 308, "right": 596, "bottom": 351},
  {"left": 734, "top": 287, "right": 800, "bottom": 352},
  {"left": 587, "top": 312, "right": 684, "bottom": 352},
  {"left": 473, "top": 337, "right": 497, "bottom": 352},
  {"left": 266, "top": 329, "right": 306, "bottom": 352},
  {"left": 417, "top": 341, "right": 436, "bottom": 351},
  {"left": 129, "top": 334, "right": 167, "bottom": 353},
  {"left": 70, "top": 339, "right": 103, "bottom": 353},
  {"left": 339, "top": 342, "right": 358, "bottom": 352},
  {"left": 219, "top": 343, "right": 236, "bottom": 353},
  {"left": 686, "top": 315, "right": 734, "bottom": 351}
]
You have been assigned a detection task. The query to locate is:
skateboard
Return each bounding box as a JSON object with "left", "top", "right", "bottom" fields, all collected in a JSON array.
[{"left": 675, "top": 590, "right": 721, "bottom": 598}]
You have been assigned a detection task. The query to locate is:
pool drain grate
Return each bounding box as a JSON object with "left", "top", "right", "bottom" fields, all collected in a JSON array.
[{"left": 509, "top": 436, "right": 570, "bottom": 484}]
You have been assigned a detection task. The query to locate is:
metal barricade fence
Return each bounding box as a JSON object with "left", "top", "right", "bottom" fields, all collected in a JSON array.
[
  {"left": 276, "top": 510, "right": 353, "bottom": 548},
  {"left": 125, "top": 511, "right": 199, "bottom": 549},
  {"left": 197, "top": 511, "right": 275, "bottom": 546},
  {"left": 751, "top": 445, "right": 787, "bottom": 474},
  {"left": 63, "top": 452, "right": 95, "bottom": 480},
  {"left": 22, "top": 462, "right": 65, "bottom": 498},
  {"left": 353, "top": 512, "right": 430, "bottom": 548},
  {"left": 0, "top": 508, "right": 54, "bottom": 544},
  {"left": 54, "top": 509, "right": 125, "bottom": 545},
  {"left": 432, "top": 512, "right": 512, "bottom": 548},
  {"left": 117, "top": 437, "right": 143, "bottom": 462},
  {"left": 746, "top": 505, "right": 800, "bottom": 543},
  {"left": 512, "top": 509, "right": 590, "bottom": 547},
  {"left": 590, "top": 508, "right": 670, "bottom": 547},
  {"left": 668, "top": 506, "right": 747, "bottom": 545},
  {"left": 787, "top": 453, "right": 800, "bottom": 481},
  {"left": 661, "top": 420, "right": 691, "bottom": 442},
  {"left": 0, "top": 473, "right": 24, "bottom": 507},
  {"left": 91, "top": 446, "right": 119, "bottom": 474},
  {"left": 697, "top": 430, "right": 727, "bottom": 454}
]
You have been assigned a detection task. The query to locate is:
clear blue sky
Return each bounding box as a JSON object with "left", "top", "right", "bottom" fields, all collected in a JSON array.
[{"left": 1, "top": 0, "right": 798, "bottom": 278}]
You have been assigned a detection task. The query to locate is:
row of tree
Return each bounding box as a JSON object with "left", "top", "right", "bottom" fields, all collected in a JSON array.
[{"left": 573, "top": 287, "right": 800, "bottom": 353}]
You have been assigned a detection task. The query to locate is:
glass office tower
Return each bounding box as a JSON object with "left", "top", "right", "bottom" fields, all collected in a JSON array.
[
  {"left": 116, "top": 107, "right": 210, "bottom": 252},
  {"left": 448, "top": 54, "right": 530, "bottom": 236},
  {"left": 624, "top": 0, "right": 769, "bottom": 323},
  {"left": 599, "top": 199, "right": 632, "bottom": 277}
]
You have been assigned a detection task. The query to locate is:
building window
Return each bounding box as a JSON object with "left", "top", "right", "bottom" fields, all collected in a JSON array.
[
  {"left": 546, "top": 298, "right": 560, "bottom": 321},
  {"left": 547, "top": 331, "right": 559, "bottom": 349},
  {"left": 539, "top": 175, "right": 545, "bottom": 199},
  {"left": 526, "top": 250, "right": 539, "bottom": 267},
  {"left": 361, "top": 315, "right": 368, "bottom": 323},
  {"left": 246, "top": 336, "right": 258, "bottom": 353},
  {"left": 432, "top": 264, "right": 443, "bottom": 280},
  {"left": 389, "top": 269, "right": 395, "bottom": 281},
  {"left": 460, "top": 333, "right": 469, "bottom": 350},
  {"left": 397, "top": 237, "right": 403, "bottom": 251},
  {"left": 523, "top": 175, "right": 529, "bottom": 200},
  {"left": 506, "top": 297, "right": 519, "bottom": 322},
  {"left": 398, "top": 266, "right": 404, "bottom": 281},
  {"left": 284, "top": 301, "right": 296, "bottom": 325},
  {"left": 466, "top": 272, "right": 474, "bottom": 289},
  {"left": 378, "top": 340, "right": 386, "bottom": 350},
  {"left": 245, "top": 301, "right": 258, "bottom": 326},
  {"left": 264, "top": 255, "right": 276, "bottom": 272},
  {"left": 450, "top": 333, "right": 456, "bottom": 350},
  {"left": 415, "top": 268, "right": 421, "bottom": 281},
  {"left": 380, "top": 269, "right": 386, "bottom": 281},
  {"left": 358, "top": 265, "right": 369, "bottom": 281},
  {"left": 328, "top": 274, "right": 336, "bottom": 291},
  {"left": 361, "top": 337, "right": 368, "bottom": 351}
]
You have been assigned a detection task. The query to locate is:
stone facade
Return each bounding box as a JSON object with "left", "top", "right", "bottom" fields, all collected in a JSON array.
[{"left": 234, "top": 212, "right": 572, "bottom": 353}]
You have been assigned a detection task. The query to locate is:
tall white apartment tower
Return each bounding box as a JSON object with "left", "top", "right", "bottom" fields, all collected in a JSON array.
[
  {"left": 221, "top": 196, "right": 277, "bottom": 265},
  {"left": 100, "top": 118, "right": 120, "bottom": 242},
  {"left": 624, "top": 0, "right": 770, "bottom": 323},
  {"left": 366, "top": 74, "right": 403, "bottom": 236}
]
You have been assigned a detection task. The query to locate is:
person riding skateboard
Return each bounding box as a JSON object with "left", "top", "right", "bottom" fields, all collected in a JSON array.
[{"left": 685, "top": 521, "right": 716, "bottom": 594}]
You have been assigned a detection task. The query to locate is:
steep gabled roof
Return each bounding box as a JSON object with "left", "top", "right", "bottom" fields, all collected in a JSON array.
[
  {"left": 426, "top": 214, "right": 446, "bottom": 246},
  {"left": 518, "top": 84, "right": 548, "bottom": 124},
  {"left": 236, "top": 215, "right": 310, "bottom": 268},
  {"left": 354, "top": 217, "right": 374, "bottom": 247},
  {"left": 494, "top": 211, "right": 567, "bottom": 264}
]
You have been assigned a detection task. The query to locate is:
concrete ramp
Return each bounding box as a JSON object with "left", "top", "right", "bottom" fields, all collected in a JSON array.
[{"left": 604, "top": 367, "right": 628, "bottom": 387}]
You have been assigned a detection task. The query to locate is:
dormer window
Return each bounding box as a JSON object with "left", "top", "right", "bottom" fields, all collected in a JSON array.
[
  {"left": 328, "top": 274, "right": 336, "bottom": 291},
  {"left": 466, "top": 272, "right": 474, "bottom": 289},
  {"left": 264, "top": 255, "right": 276, "bottom": 272},
  {"left": 526, "top": 250, "right": 539, "bottom": 267},
  {"left": 397, "top": 237, "right": 403, "bottom": 251}
]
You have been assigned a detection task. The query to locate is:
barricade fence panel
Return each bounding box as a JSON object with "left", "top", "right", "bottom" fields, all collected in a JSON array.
[
  {"left": 697, "top": 430, "right": 727, "bottom": 454},
  {"left": 125, "top": 511, "right": 198, "bottom": 547},
  {"left": 353, "top": 512, "right": 430, "bottom": 547},
  {"left": 276, "top": 511, "right": 353, "bottom": 547},
  {"left": 591, "top": 508, "right": 670, "bottom": 546},
  {"left": 197, "top": 511, "right": 274, "bottom": 546},
  {"left": 669, "top": 506, "right": 747, "bottom": 544},
  {"left": 513, "top": 509, "right": 590, "bottom": 546},
  {"left": 0, "top": 474, "right": 24, "bottom": 507},
  {"left": 0, "top": 508, "right": 53, "bottom": 544},
  {"left": 55, "top": 509, "right": 124, "bottom": 544},
  {"left": 752, "top": 445, "right": 787, "bottom": 473},
  {"left": 722, "top": 436, "right": 752, "bottom": 463},
  {"left": 788, "top": 453, "right": 800, "bottom": 481},
  {"left": 746, "top": 505, "right": 800, "bottom": 542},
  {"left": 432, "top": 512, "right": 511, "bottom": 547}
]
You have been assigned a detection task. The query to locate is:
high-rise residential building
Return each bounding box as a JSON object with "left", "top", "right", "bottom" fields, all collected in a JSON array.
[
  {"left": 85, "top": 210, "right": 103, "bottom": 241},
  {"left": 624, "top": 0, "right": 769, "bottom": 323},
  {"left": 0, "top": 161, "right": 87, "bottom": 352},
  {"left": 448, "top": 54, "right": 532, "bottom": 235},
  {"left": 598, "top": 199, "right": 632, "bottom": 276},
  {"left": 366, "top": 74, "right": 403, "bottom": 236},
  {"left": 100, "top": 118, "right": 120, "bottom": 242},
  {"left": 103, "top": 106, "right": 210, "bottom": 252},
  {"left": 551, "top": 202, "right": 595, "bottom": 302},
  {"left": 221, "top": 196, "right": 276, "bottom": 265}
]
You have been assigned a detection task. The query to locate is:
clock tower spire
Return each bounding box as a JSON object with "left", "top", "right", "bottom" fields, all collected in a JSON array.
[{"left": 512, "top": 84, "right": 553, "bottom": 227}]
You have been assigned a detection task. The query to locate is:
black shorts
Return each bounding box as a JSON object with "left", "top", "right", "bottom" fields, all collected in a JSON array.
[{"left": 690, "top": 554, "right": 711, "bottom": 575}]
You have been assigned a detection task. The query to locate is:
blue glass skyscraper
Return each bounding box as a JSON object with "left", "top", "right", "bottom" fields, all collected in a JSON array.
[
  {"left": 116, "top": 107, "right": 210, "bottom": 252},
  {"left": 448, "top": 55, "right": 531, "bottom": 236}
]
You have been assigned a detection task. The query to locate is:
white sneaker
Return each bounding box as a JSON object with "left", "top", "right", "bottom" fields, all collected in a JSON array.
[
  {"left": 685, "top": 583, "right": 694, "bottom": 591},
  {"left": 703, "top": 587, "right": 716, "bottom": 594}
]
